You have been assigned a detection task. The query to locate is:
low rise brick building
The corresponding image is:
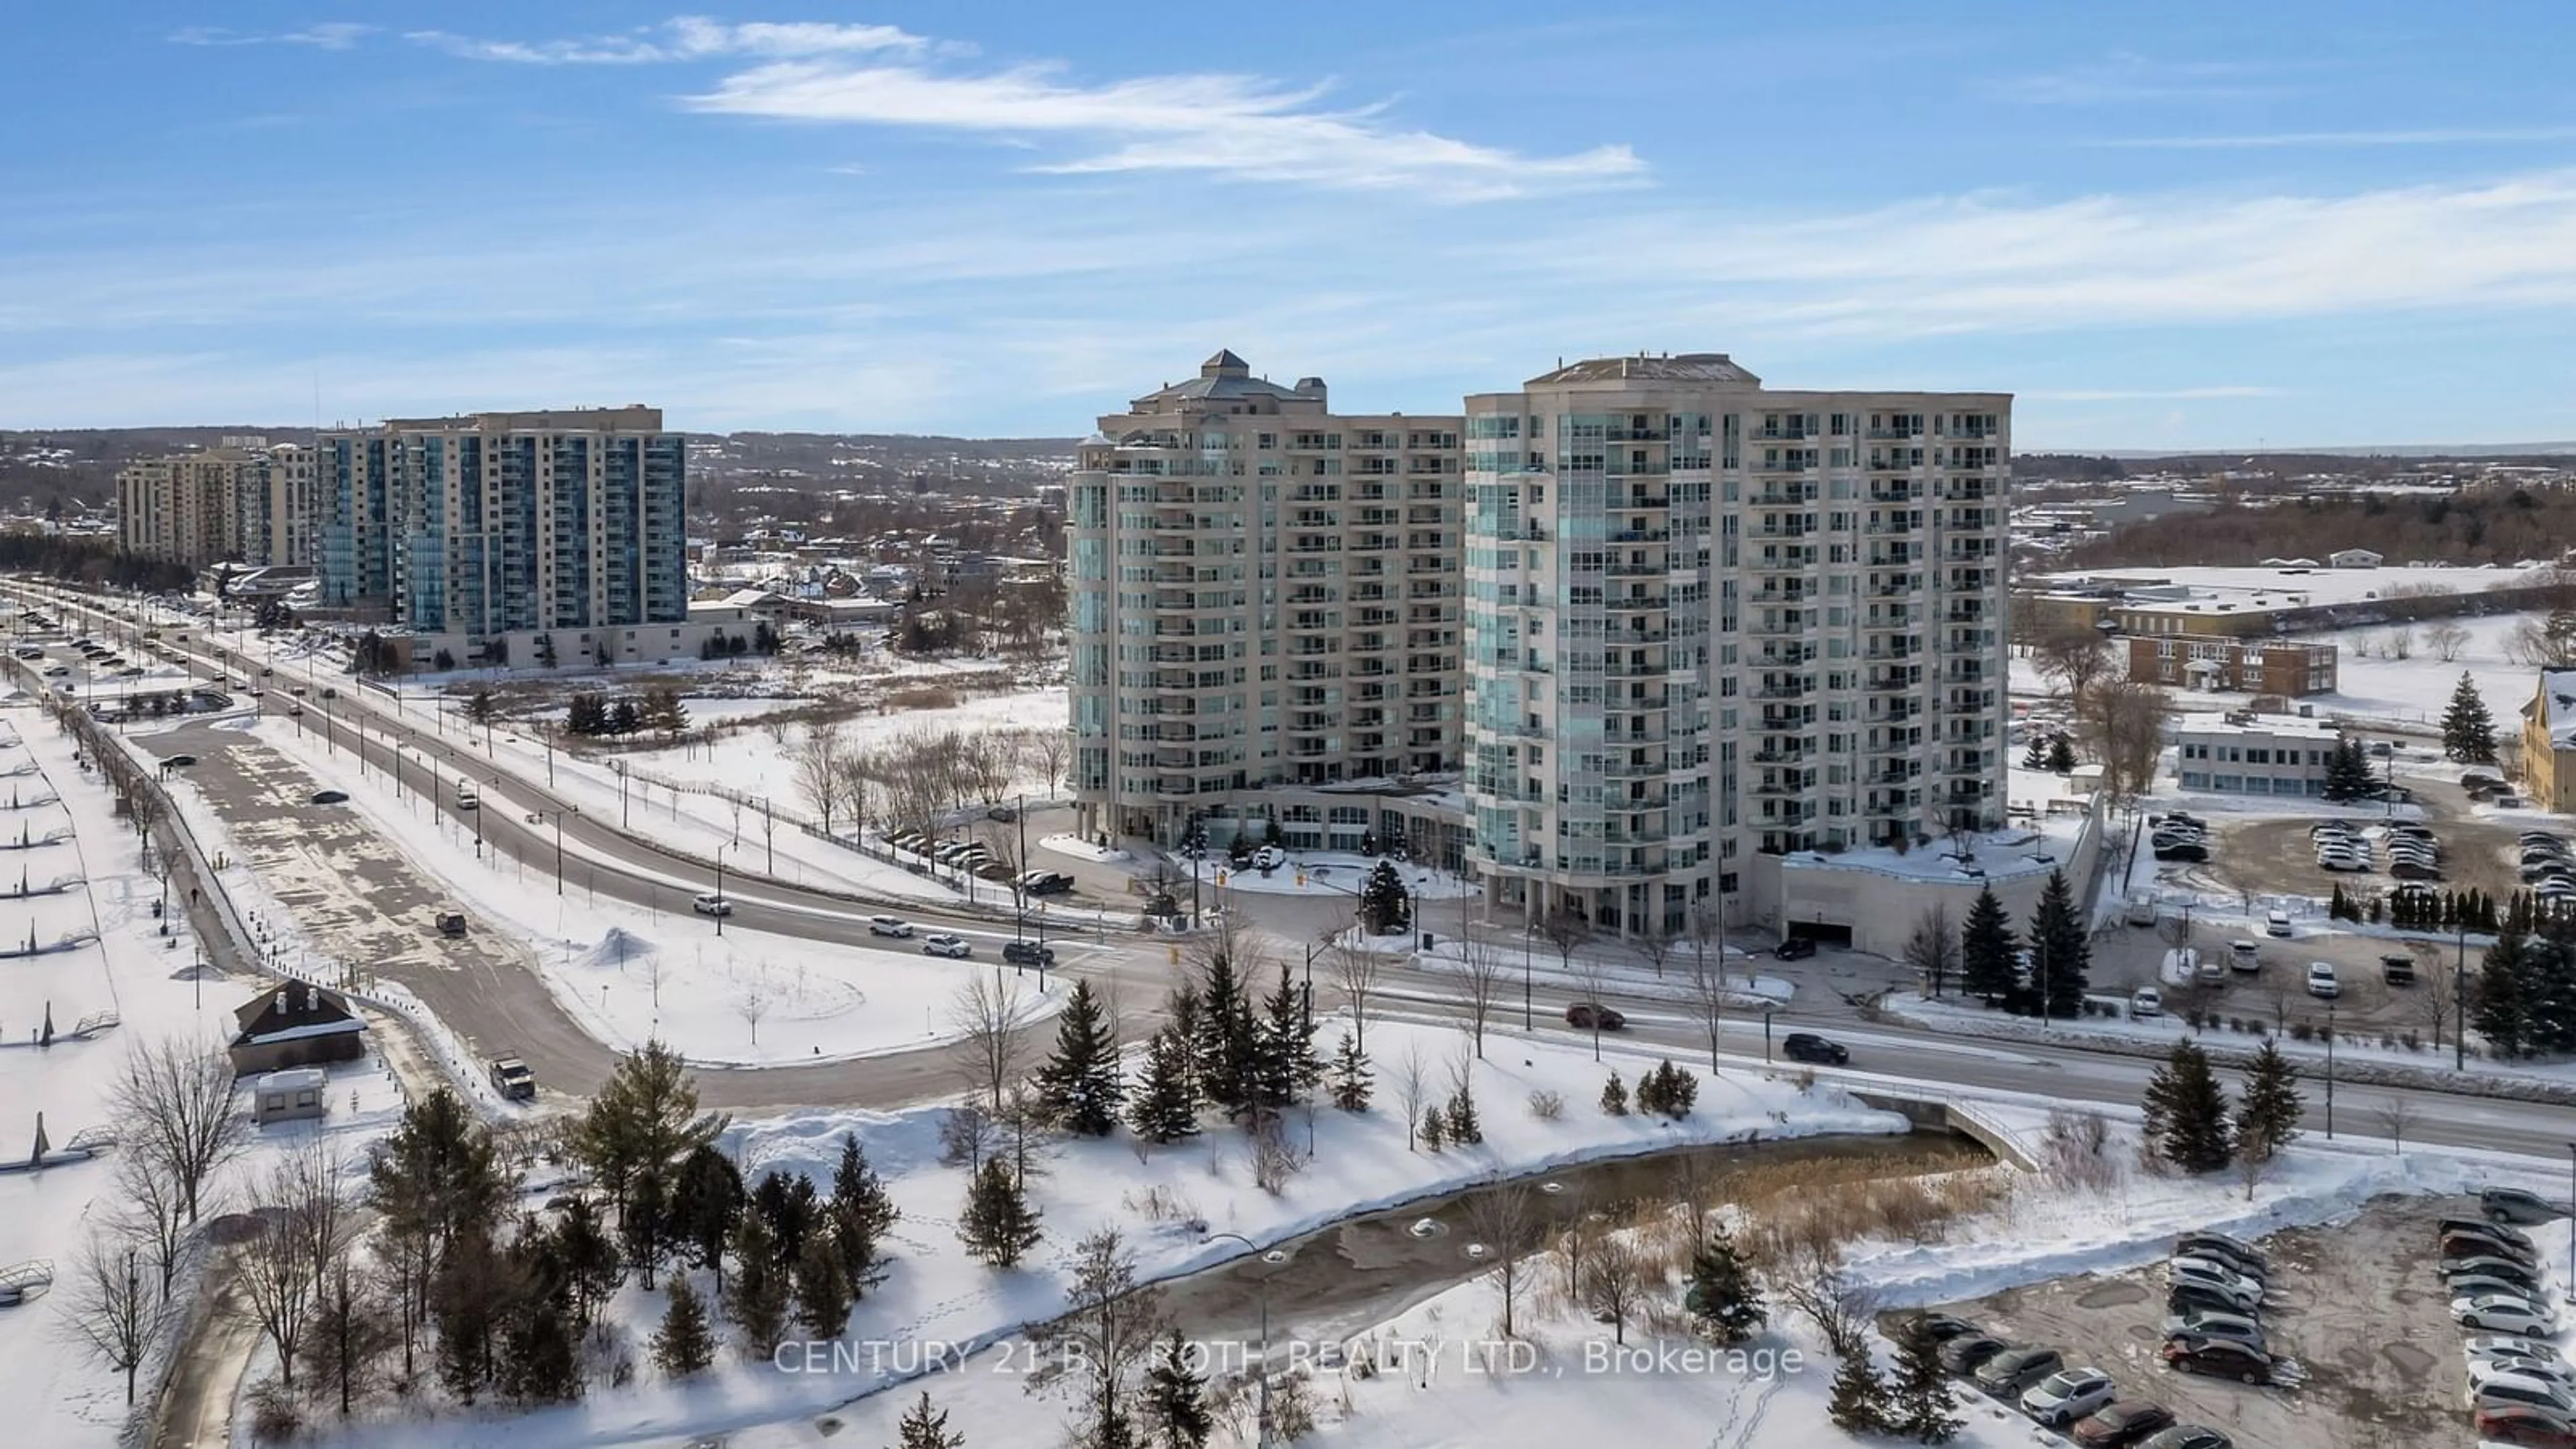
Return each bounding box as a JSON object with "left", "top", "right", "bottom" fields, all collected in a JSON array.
[{"left": 2127, "top": 636, "right": 2339, "bottom": 697}]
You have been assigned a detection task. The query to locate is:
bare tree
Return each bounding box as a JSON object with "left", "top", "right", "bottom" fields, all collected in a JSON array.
[
  {"left": 2426, "top": 621, "right": 2471, "bottom": 663},
  {"left": 1682, "top": 929, "right": 1732, "bottom": 1074},
  {"left": 2373, "top": 1095, "right": 2418, "bottom": 1154},
  {"left": 2033, "top": 625, "right": 2114, "bottom": 704},
  {"left": 233, "top": 1148, "right": 343, "bottom": 1388},
  {"left": 56, "top": 1228, "right": 164, "bottom": 1405},
  {"left": 2419, "top": 961, "right": 2458, "bottom": 1055},
  {"left": 1767, "top": 1241, "right": 1875, "bottom": 1358},
  {"left": 1024, "top": 729, "right": 1072, "bottom": 796},
  {"left": 2382, "top": 625, "right": 2416, "bottom": 661},
  {"left": 113, "top": 1032, "right": 247, "bottom": 1225},
  {"left": 2081, "top": 680, "right": 2171, "bottom": 804},
  {"left": 1535, "top": 909, "right": 1592, "bottom": 988},
  {"left": 1628, "top": 930, "right": 1675, "bottom": 981},
  {"left": 949, "top": 973, "right": 1030, "bottom": 1114},
  {"left": 790, "top": 720, "right": 845, "bottom": 835},
  {"left": 1582, "top": 1234, "right": 1648, "bottom": 1346},
  {"left": 1901, "top": 904, "right": 1958, "bottom": 998},
  {"left": 281, "top": 1142, "right": 360, "bottom": 1301},
  {"left": 1569, "top": 948, "right": 1614, "bottom": 1062},
  {"left": 1460, "top": 1174, "right": 1538, "bottom": 1338},
  {"left": 113, "top": 1142, "right": 189, "bottom": 1292},
  {"left": 1451, "top": 932, "right": 1510, "bottom": 1059},
  {"left": 733, "top": 963, "right": 775, "bottom": 1046},
  {"left": 1026, "top": 1228, "right": 1166, "bottom": 1442},
  {"left": 1393, "top": 1042, "right": 1431, "bottom": 1151},
  {"left": 1329, "top": 933, "right": 1389, "bottom": 1053}
]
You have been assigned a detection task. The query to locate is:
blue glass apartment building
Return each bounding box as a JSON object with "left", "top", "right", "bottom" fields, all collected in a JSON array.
[{"left": 317, "top": 407, "right": 687, "bottom": 654}]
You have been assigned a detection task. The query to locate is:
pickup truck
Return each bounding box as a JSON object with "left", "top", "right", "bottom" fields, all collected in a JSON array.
[{"left": 487, "top": 1056, "right": 536, "bottom": 1101}]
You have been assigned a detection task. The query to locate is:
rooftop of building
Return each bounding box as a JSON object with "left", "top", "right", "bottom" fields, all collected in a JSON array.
[
  {"left": 1126, "top": 350, "right": 1328, "bottom": 411},
  {"left": 360, "top": 405, "right": 667, "bottom": 433},
  {"left": 1526, "top": 352, "right": 1764, "bottom": 387},
  {"left": 2174, "top": 710, "right": 2341, "bottom": 740},
  {"left": 2530, "top": 668, "right": 2576, "bottom": 745}
]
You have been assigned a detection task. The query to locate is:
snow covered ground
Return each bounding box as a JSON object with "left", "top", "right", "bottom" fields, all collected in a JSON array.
[
  {"left": 1189, "top": 853, "right": 1483, "bottom": 902},
  {"left": 0, "top": 706, "right": 407, "bottom": 1449},
  {"left": 717, "top": 1097, "right": 2527, "bottom": 1449},
  {"left": 319, "top": 1018, "right": 1902, "bottom": 1449},
  {"left": 2283, "top": 610, "right": 2541, "bottom": 725},
  {"left": 217, "top": 714, "right": 1065, "bottom": 1068}
]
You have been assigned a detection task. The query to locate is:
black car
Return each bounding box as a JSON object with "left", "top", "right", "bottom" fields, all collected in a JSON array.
[
  {"left": 1935, "top": 1332, "right": 2009, "bottom": 1375},
  {"left": 1002, "top": 940, "right": 1057, "bottom": 967},
  {"left": 1911, "top": 1313, "right": 1981, "bottom": 1344},
  {"left": 1774, "top": 936, "right": 1817, "bottom": 961},
  {"left": 2137, "top": 1429, "right": 2232, "bottom": 1449},
  {"left": 310, "top": 789, "right": 350, "bottom": 805},
  {"left": 2443, "top": 1216, "right": 2538, "bottom": 1251},
  {"left": 2161, "top": 1336, "right": 2271, "bottom": 1385},
  {"left": 2166, "top": 1284, "right": 2253, "bottom": 1320},
  {"left": 1566, "top": 1002, "right": 1627, "bottom": 1032},
  {"left": 1782, "top": 1032, "right": 1847, "bottom": 1065},
  {"left": 2484, "top": 1187, "right": 2567, "bottom": 1226}
]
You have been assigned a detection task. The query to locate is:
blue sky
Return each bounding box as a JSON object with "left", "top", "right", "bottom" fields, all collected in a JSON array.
[{"left": 7, "top": 2, "right": 2576, "bottom": 447}]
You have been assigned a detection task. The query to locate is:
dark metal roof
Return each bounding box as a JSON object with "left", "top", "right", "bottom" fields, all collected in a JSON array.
[{"left": 1527, "top": 353, "right": 1762, "bottom": 387}]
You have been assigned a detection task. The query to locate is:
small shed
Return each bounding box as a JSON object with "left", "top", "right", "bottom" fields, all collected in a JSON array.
[
  {"left": 249, "top": 1067, "right": 329, "bottom": 1126},
  {"left": 2329, "top": 547, "right": 2383, "bottom": 569},
  {"left": 227, "top": 982, "right": 366, "bottom": 1077}
]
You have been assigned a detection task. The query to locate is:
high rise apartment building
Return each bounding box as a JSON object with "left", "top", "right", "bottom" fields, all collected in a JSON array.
[
  {"left": 117, "top": 451, "right": 250, "bottom": 568},
  {"left": 1068, "top": 352, "right": 1465, "bottom": 846},
  {"left": 1462, "top": 354, "right": 2011, "bottom": 936},
  {"left": 316, "top": 406, "right": 688, "bottom": 650},
  {"left": 234, "top": 442, "right": 317, "bottom": 570}
]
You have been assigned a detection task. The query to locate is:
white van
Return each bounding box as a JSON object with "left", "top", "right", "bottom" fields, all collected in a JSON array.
[
  {"left": 2263, "top": 909, "right": 2292, "bottom": 938},
  {"left": 2230, "top": 940, "right": 2262, "bottom": 973}
]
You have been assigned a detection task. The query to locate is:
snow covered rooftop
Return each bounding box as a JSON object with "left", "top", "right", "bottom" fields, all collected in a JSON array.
[
  {"left": 2175, "top": 710, "right": 2340, "bottom": 741},
  {"left": 2534, "top": 669, "right": 2576, "bottom": 747},
  {"left": 2035, "top": 562, "right": 2563, "bottom": 608}
]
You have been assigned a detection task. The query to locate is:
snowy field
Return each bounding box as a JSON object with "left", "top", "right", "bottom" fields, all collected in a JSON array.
[
  {"left": 0, "top": 706, "right": 407, "bottom": 1449},
  {"left": 319, "top": 1018, "right": 1902, "bottom": 1449},
  {"left": 2030, "top": 561, "right": 2561, "bottom": 610},
  {"left": 231, "top": 714, "right": 1061, "bottom": 1067},
  {"left": 2283, "top": 610, "right": 2542, "bottom": 725},
  {"left": 1190, "top": 852, "right": 1483, "bottom": 902}
]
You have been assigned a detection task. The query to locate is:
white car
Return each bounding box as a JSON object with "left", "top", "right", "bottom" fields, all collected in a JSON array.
[
  {"left": 2131, "top": 987, "right": 2163, "bottom": 1018},
  {"left": 2306, "top": 961, "right": 2340, "bottom": 999},
  {"left": 2019, "top": 1366, "right": 2116, "bottom": 1427},
  {"left": 2264, "top": 910, "right": 2293, "bottom": 938},
  {"left": 691, "top": 893, "right": 733, "bottom": 916},
  {"left": 1252, "top": 845, "right": 1287, "bottom": 869},
  {"left": 2467, "top": 1334, "right": 2563, "bottom": 1365},
  {"left": 2171, "top": 1256, "right": 2265, "bottom": 1305},
  {"left": 2457, "top": 1293, "right": 2559, "bottom": 1335},
  {"left": 2469, "top": 1354, "right": 2576, "bottom": 1395},
  {"left": 868, "top": 916, "right": 914, "bottom": 938},
  {"left": 920, "top": 934, "right": 972, "bottom": 959}
]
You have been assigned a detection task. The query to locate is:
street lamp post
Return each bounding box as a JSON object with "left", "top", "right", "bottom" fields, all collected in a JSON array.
[
  {"left": 1203, "top": 1232, "right": 1279, "bottom": 1448},
  {"left": 1521, "top": 920, "right": 1533, "bottom": 1031},
  {"left": 714, "top": 844, "right": 731, "bottom": 938},
  {"left": 2457, "top": 925, "right": 2469, "bottom": 1073},
  {"left": 1762, "top": 1004, "right": 1776, "bottom": 1064},
  {"left": 2324, "top": 1002, "right": 2337, "bottom": 1140}
]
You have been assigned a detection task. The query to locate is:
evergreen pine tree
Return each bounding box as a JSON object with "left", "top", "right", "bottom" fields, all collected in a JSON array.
[
  {"left": 1358, "top": 860, "right": 1414, "bottom": 935},
  {"left": 2443, "top": 672, "right": 2499, "bottom": 763},
  {"left": 1890, "top": 1320, "right": 1962, "bottom": 1444},
  {"left": 2233, "top": 1039, "right": 2304, "bottom": 1162},
  {"left": 1599, "top": 1071, "right": 1629, "bottom": 1116},
  {"left": 1684, "top": 1222, "right": 1764, "bottom": 1344},
  {"left": 1127, "top": 1027, "right": 1203, "bottom": 1144},
  {"left": 1250, "top": 967, "right": 1320, "bottom": 1112},
  {"left": 2523, "top": 932, "right": 2576, "bottom": 1055},
  {"left": 2142, "top": 1040, "right": 2233, "bottom": 1173},
  {"left": 1654, "top": 1061, "right": 1697, "bottom": 1119},
  {"left": 1443, "top": 1081, "right": 1483, "bottom": 1144},
  {"left": 650, "top": 1276, "right": 715, "bottom": 1379},
  {"left": 957, "top": 1157, "right": 1042, "bottom": 1267},
  {"left": 827, "top": 1133, "right": 899, "bottom": 1298},
  {"left": 1634, "top": 1062, "right": 1668, "bottom": 1118},
  {"left": 497, "top": 1288, "right": 583, "bottom": 1405},
  {"left": 2022, "top": 735, "right": 2049, "bottom": 769},
  {"left": 794, "top": 1228, "right": 854, "bottom": 1339},
  {"left": 1326, "top": 1030, "right": 1373, "bottom": 1111},
  {"left": 2328, "top": 882, "right": 2348, "bottom": 921},
  {"left": 1034, "top": 979, "right": 1125, "bottom": 1136},
  {"left": 1140, "top": 1327, "right": 1213, "bottom": 1449},
  {"left": 553, "top": 1194, "right": 625, "bottom": 1330},
  {"left": 1958, "top": 886, "right": 2020, "bottom": 1006},
  {"left": 2047, "top": 734, "right": 2077, "bottom": 773},
  {"left": 1193, "top": 953, "right": 1256, "bottom": 1116},
  {"left": 1161, "top": 984, "right": 1205, "bottom": 1104},
  {"left": 669, "top": 1144, "right": 745, "bottom": 1289},
  {"left": 1419, "top": 1103, "right": 1446, "bottom": 1150},
  {"left": 2025, "top": 869, "right": 2092, "bottom": 1020},
  {"left": 723, "top": 1214, "right": 792, "bottom": 1358},
  {"left": 2323, "top": 736, "right": 2375, "bottom": 802},
  {"left": 894, "top": 1390, "right": 967, "bottom": 1449},
  {"left": 1825, "top": 1351, "right": 1892, "bottom": 1434},
  {"left": 2476, "top": 931, "right": 2532, "bottom": 1057}
]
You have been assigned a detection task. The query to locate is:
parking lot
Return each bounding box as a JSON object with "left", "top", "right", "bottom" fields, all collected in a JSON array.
[{"left": 1919, "top": 1195, "right": 2483, "bottom": 1449}]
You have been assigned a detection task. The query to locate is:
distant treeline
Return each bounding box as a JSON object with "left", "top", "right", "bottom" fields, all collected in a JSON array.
[
  {"left": 0, "top": 535, "right": 194, "bottom": 593},
  {"left": 2057, "top": 486, "right": 2576, "bottom": 570}
]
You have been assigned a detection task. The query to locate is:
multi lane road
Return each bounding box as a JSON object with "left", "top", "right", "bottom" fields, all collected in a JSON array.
[{"left": 15, "top": 582, "right": 2576, "bottom": 1162}]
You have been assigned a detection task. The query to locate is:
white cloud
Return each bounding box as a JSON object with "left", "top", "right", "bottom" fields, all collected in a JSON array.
[
  {"left": 404, "top": 16, "right": 923, "bottom": 65},
  {"left": 682, "top": 60, "right": 1642, "bottom": 199},
  {"left": 2023, "top": 387, "right": 2286, "bottom": 402},
  {"left": 168, "top": 23, "right": 372, "bottom": 50},
  {"left": 1980, "top": 53, "right": 2294, "bottom": 105},
  {"left": 2088, "top": 127, "right": 2576, "bottom": 150}
]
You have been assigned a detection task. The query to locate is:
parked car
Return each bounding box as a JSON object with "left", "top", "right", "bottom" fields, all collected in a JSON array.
[
  {"left": 2136, "top": 1429, "right": 2233, "bottom": 1449},
  {"left": 2487, "top": 1187, "right": 2568, "bottom": 1225},
  {"left": 2229, "top": 941, "right": 2261, "bottom": 973},
  {"left": 920, "top": 934, "right": 973, "bottom": 959},
  {"left": 2380, "top": 954, "right": 2416, "bottom": 985},
  {"left": 1774, "top": 936, "right": 1817, "bottom": 961},
  {"left": 2471, "top": 1356, "right": 2576, "bottom": 1396},
  {"left": 2160, "top": 1336, "right": 2271, "bottom": 1385},
  {"left": 2167, "top": 1283, "right": 2255, "bottom": 1320},
  {"left": 2457, "top": 1293, "right": 2560, "bottom": 1335},
  {"left": 2071, "top": 1401, "right": 2178, "bottom": 1448},
  {"left": 1251, "top": 845, "right": 1287, "bottom": 870},
  {"left": 2457, "top": 1270, "right": 2549, "bottom": 1300},
  {"left": 1937, "top": 1333, "right": 2010, "bottom": 1376},
  {"left": 1909, "top": 1313, "right": 1981, "bottom": 1344},
  {"left": 1782, "top": 1032, "right": 1848, "bottom": 1065},
  {"left": 2263, "top": 909, "right": 2292, "bottom": 938},
  {"left": 692, "top": 893, "right": 734, "bottom": 916},
  {"left": 2170, "top": 1256, "right": 2264, "bottom": 1304},
  {"left": 2173, "top": 1232, "right": 2265, "bottom": 1272},
  {"left": 436, "top": 909, "right": 468, "bottom": 938},
  {"left": 2446, "top": 1232, "right": 2542, "bottom": 1267},
  {"left": 2160, "top": 1309, "right": 2263, "bottom": 1351},
  {"left": 2475, "top": 1371, "right": 2576, "bottom": 1417},
  {"left": 2131, "top": 987, "right": 2164, "bottom": 1018},
  {"left": 2467, "top": 1334, "right": 2566, "bottom": 1366},
  {"left": 1973, "top": 1346, "right": 2063, "bottom": 1395},
  {"left": 2021, "top": 1367, "right": 2117, "bottom": 1427},
  {"left": 2447, "top": 1217, "right": 2540, "bottom": 1252},
  {"left": 487, "top": 1057, "right": 537, "bottom": 1101},
  {"left": 2445, "top": 1256, "right": 2546, "bottom": 1289},
  {"left": 1002, "top": 939, "right": 1057, "bottom": 967},
  {"left": 868, "top": 916, "right": 915, "bottom": 938},
  {"left": 2473, "top": 1403, "right": 2576, "bottom": 1449},
  {"left": 1565, "top": 1002, "right": 1627, "bottom": 1031}
]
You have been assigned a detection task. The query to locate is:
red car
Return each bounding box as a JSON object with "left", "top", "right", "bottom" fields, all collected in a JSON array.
[
  {"left": 2478, "top": 1404, "right": 2576, "bottom": 1449},
  {"left": 2161, "top": 1336, "right": 2271, "bottom": 1385},
  {"left": 2072, "top": 1401, "right": 2178, "bottom": 1447}
]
